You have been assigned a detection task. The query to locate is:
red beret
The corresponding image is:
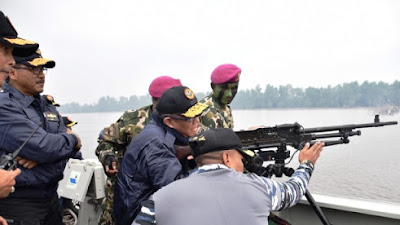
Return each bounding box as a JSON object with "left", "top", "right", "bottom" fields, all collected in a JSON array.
[
  {"left": 148, "top": 76, "right": 182, "bottom": 98},
  {"left": 210, "top": 64, "right": 241, "bottom": 84}
]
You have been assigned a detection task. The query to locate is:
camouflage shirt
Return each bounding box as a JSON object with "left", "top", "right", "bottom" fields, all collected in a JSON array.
[
  {"left": 95, "top": 104, "right": 153, "bottom": 165},
  {"left": 198, "top": 94, "right": 234, "bottom": 132},
  {"left": 96, "top": 104, "right": 153, "bottom": 225}
]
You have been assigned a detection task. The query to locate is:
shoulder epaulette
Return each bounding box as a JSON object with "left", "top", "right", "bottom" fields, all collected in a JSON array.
[{"left": 42, "top": 94, "right": 60, "bottom": 107}]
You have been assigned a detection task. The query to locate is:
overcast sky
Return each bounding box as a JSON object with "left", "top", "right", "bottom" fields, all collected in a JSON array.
[{"left": 2, "top": 0, "right": 399, "bottom": 104}]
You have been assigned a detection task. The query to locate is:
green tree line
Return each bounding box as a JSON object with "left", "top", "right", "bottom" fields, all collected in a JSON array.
[{"left": 60, "top": 80, "right": 400, "bottom": 113}]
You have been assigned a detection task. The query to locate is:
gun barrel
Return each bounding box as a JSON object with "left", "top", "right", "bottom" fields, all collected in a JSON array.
[{"left": 301, "top": 121, "right": 397, "bottom": 133}]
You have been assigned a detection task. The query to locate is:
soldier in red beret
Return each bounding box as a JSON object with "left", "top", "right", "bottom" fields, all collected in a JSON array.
[
  {"left": 199, "top": 63, "right": 241, "bottom": 131},
  {"left": 96, "top": 75, "right": 182, "bottom": 225}
]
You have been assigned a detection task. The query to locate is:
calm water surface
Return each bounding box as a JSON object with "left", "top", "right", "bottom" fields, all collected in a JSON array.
[{"left": 68, "top": 108, "right": 400, "bottom": 204}]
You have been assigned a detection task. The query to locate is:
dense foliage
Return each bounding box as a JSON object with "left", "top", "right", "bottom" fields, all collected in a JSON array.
[{"left": 60, "top": 81, "right": 400, "bottom": 113}]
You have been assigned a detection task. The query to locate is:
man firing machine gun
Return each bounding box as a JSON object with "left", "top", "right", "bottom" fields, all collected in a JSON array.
[{"left": 235, "top": 115, "right": 398, "bottom": 225}]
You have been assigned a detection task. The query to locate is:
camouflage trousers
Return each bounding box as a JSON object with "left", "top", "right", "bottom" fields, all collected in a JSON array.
[{"left": 98, "top": 176, "right": 116, "bottom": 225}]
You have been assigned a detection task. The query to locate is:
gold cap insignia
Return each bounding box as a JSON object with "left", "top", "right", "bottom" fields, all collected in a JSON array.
[{"left": 184, "top": 88, "right": 195, "bottom": 100}]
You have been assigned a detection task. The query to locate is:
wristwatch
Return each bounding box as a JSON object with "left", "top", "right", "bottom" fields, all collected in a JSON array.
[{"left": 301, "top": 159, "right": 314, "bottom": 170}]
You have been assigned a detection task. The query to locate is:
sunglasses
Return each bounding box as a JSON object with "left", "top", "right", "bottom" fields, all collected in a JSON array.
[
  {"left": 165, "top": 114, "right": 201, "bottom": 123},
  {"left": 13, "top": 66, "right": 48, "bottom": 75}
]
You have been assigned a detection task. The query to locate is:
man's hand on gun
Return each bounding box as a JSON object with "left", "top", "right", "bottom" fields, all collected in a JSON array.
[
  {"left": 0, "top": 215, "right": 8, "bottom": 225},
  {"left": 299, "top": 142, "right": 325, "bottom": 165}
]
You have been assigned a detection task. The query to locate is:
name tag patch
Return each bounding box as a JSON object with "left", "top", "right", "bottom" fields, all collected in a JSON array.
[{"left": 43, "top": 111, "right": 59, "bottom": 121}]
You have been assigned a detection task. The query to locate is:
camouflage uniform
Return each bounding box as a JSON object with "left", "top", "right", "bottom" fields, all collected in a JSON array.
[
  {"left": 198, "top": 94, "right": 234, "bottom": 132},
  {"left": 95, "top": 105, "right": 153, "bottom": 225}
]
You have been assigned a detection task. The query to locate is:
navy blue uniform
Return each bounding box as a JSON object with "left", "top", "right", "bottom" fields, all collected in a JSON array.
[
  {"left": 113, "top": 113, "right": 189, "bottom": 225},
  {"left": 0, "top": 82, "right": 79, "bottom": 224}
]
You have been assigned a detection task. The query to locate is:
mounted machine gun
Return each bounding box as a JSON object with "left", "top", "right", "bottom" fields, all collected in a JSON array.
[{"left": 235, "top": 115, "right": 398, "bottom": 225}]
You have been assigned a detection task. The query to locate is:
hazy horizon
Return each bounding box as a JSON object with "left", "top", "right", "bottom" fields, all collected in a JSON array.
[
  {"left": 2, "top": 0, "right": 399, "bottom": 104},
  {"left": 64, "top": 79, "right": 399, "bottom": 106}
]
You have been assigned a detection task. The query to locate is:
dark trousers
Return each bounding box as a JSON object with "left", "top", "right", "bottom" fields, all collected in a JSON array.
[{"left": 0, "top": 194, "right": 63, "bottom": 225}]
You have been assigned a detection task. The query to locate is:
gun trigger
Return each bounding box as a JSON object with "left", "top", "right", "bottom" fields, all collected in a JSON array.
[{"left": 298, "top": 142, "right": 306, "bottom": 150}]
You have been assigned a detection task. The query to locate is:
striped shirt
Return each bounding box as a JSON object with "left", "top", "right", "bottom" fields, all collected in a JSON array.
[{"left": 134, "top": 163, "right": 313, "bottom": 225}]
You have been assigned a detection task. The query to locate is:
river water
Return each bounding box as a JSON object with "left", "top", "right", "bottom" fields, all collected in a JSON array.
[{"left": 67, "top": 108, "right": 400, "bottom": 204}]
